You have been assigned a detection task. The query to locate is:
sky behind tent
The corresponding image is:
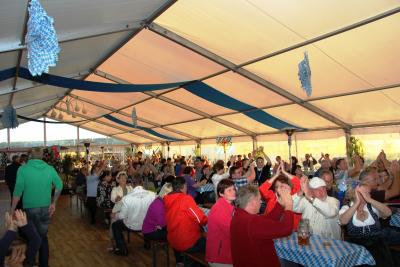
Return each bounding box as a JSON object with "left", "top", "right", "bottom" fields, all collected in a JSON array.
[{"left": 0, "top": 119, "right": 105, "bottom": 143}]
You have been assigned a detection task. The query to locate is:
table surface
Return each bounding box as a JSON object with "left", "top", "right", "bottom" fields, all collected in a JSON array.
[
  {"left": 274, "top": 233, "right": 375, "bottom": 267},
  {"left": 390, "top": 211, "right": 400, "bottom": 227},
  {"left": 196, "top": 183, "right": 214, "bottom": 193}
]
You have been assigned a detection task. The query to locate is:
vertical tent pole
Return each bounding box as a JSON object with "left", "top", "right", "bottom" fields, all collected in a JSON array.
[
  {"left": 345, "top": 129, "right": 352, "bottom": 165},
  {"left": 7, "top": 128, "right": 10, "bottom": 149},
  {"left": 43, "top": 117, "right": 47, "bottom": 147},
  {"left": 76, "top": 126, "right": 80, "bottom": 157},
  {"left": 252, "top": 136, "right": 257, "bottom": 152},
  {"left": 294, "top": 133, "right": 299, "bottom": 159}
]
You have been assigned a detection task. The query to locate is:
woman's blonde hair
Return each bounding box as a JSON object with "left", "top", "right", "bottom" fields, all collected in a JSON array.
[{"left": 158, "top": 183, "right": 172, "bottom": 198}]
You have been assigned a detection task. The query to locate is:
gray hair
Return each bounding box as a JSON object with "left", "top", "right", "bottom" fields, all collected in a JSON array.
[
  {"left": 30, "top": 147, "right": 43, "bottom": 159},
  {"left": 158, "top": 183, "right": 172, "bottom": 198},
  {"left": 236, "top": 185, "right": 260, "bottom": 209}
]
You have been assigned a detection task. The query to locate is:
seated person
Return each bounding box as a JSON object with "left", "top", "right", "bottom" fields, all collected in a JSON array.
[
  {"left": 164, "top": 176, "right": 207, "bottom": 266},
  {"left": 320, "top": 170, "right": 337, "bottom": 198},
  {"left": 96, "top": 170, "right": 115, "bottom": 210},
  {"left": 1, "top": 210, "right": 40, "bottom": 267},
  {"left": 339, "top": 185, "right": 394, "bottom": 266},
  {"left": 231, "top": 185, "right": 293, "bottom": 267},
  {"left": 259, "top": 162, "right": 301, "bottom": 230},
  {"left": 229, "top": 160, "right": 255, "bottom": 191},
  {"left": 142, "top": 183, "right": 172, "bottom": 241},
  {"left": 206, "top": 179, "right": 236, "bottom": 267},
  {"left": 182, "top": 166, "right": 206, "bottom": 200},
  {"left": 111, "top": 172, "right": 134, "bottom": 214},
  {"left": 111, "top": 178, "right": 156, "bottom": 256},
  {"left": 293, "top": 177, "right": 341, "bottom": 239}
]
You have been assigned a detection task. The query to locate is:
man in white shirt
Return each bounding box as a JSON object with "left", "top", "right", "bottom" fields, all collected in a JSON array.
[
  {"left": 293, "top": 177, "right": 341, "bottom": 239},
  {"left": 111, "top": 178, "right": 156, "bottom": 255}
]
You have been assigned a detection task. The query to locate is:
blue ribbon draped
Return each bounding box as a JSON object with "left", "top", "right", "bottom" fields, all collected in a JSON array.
[
  {"left": 0, "top": 67, "right": 301, "bottom": 130},
  {"left": 184, "top": 82, "right": 298, "bottom": 130},
  {"left": 103, "top": 114, "right": 180, "bottom": 141}
]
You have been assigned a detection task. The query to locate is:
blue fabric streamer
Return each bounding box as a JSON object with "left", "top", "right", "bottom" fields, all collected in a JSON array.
[
  {"left": 184, "top": 82, "right": 299, "bottom": 130},
  {"left": 17, "top": 67, "right": 186, "bottom": 92},
  {"left": 103, "top": 114, "right": 180, "bottom": 141},
  {"left": 0, "top": 67, "right": 302, "bottom": 130},
  {"left": 26, "top": 0, "right": 60, "bottom": 76},
  {"left": 298, "top": 51, "right": 312, "bottom": 97}
]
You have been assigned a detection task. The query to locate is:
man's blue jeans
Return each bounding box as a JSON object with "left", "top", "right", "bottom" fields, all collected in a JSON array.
[{"left": 25, "top": 207, "right": 50, "bottom": 267}]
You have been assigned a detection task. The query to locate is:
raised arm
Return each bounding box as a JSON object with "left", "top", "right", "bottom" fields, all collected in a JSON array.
[
  {"left": 359, "top": 186, "right": 392, "bottom": 218},
  {"left": 281, "top": 161, "right": 295, "bottom": 180},
  {"left": 385, "top": 160, "right": 400, "bottom": 200},
  {"left": 348, "top": 155, "right": 362, "bottom": 178},
  {"left": 243, "top": 161, "right": 256, "bottom": 182}
]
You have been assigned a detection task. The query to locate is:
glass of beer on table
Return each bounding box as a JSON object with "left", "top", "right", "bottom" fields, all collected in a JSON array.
[{"left": 297, "top": 218, "right": 311, "bottom": 246}]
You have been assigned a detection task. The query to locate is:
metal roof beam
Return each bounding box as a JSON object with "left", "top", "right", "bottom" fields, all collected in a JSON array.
[
  {"left": 54, "top": 106, "right": 161, "bottom": 143},
  {"left": 94, "top": 71, "right": 257, "bottom": 136},
  {"left": 41, "top": 0, "right": 178, "bottom": 121},
  {"left": 149, "top": 23, "right": 350, "bottom": 129},
  {"left": 68, "top": 93, "right": 197, "bottom": 140}
]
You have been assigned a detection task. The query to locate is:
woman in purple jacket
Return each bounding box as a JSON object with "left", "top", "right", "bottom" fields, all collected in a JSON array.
[
  {"left": 142, "top": 183, "right": 172, "bottom": 241},
  {"left": 206, "top": 179, "right": 236, "bottom": 267}
]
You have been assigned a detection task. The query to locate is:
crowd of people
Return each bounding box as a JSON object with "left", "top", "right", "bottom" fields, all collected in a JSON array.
[{"left": 1, "top": 147, "right": 400, "bottom": 266}]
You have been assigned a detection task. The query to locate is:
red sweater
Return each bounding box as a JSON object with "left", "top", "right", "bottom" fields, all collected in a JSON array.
[
  {"left": 231, "top": 204, "right": 293, "bottom": 267},
  {"left": 205, "top": 197, "right": 234, "bottom": 264},
  {"left": 259, "top": 176, "right": 302, "bottom": 230},
  {"left": 164, "top": 192, "right": 207, "bottom": 251}
]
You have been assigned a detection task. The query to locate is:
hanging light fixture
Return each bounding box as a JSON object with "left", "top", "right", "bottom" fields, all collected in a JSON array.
[
  {"left": 74, "top": 98, "right": 80, "bottom": 112},
  {"left": 82, "top": 102, "right": 87, "bottom": 114},
  {"left": 58, "top": 111, "right": 64, "bottom": 120},
  {"left": 65, "top": 97, "right": 72, "bottom": 115}
]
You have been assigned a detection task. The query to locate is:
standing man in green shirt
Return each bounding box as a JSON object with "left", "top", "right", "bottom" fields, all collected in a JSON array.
[{"left": 11, "top": 147, "right": 63, "bottom": 267}]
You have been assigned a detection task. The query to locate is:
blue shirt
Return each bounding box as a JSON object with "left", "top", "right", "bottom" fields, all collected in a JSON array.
[
  {"left": 234, "top": 178, "right": 248, "bottom": 191},
  {"left": 86, "top": 174, "right": 99, "bottom": 197}
]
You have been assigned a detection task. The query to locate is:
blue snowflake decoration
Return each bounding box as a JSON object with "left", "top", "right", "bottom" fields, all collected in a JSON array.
[
  {"left": 1, "top": 105, "right": 19, "bottom": 129},
  {"left": 25, "top": 0, "right": 60, "bottom": 76},
  {"left": 298, "top": 51, "right": 312, "bottom": 97}
]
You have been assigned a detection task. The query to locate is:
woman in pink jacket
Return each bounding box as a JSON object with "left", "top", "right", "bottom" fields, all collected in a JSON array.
[{"left": 206, "top": 179, "right": 236, "bottom": 267}]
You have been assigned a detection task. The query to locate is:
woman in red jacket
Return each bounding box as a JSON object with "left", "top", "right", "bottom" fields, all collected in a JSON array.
[
  {"left": 259, "top": 162, "right": 302, "bottom": 230},
  {"left": 206, "top": 179, "right": 236, "bottom": 267},
  {"left": 164, "top": 176, "right": 207, "bottom": 266}
]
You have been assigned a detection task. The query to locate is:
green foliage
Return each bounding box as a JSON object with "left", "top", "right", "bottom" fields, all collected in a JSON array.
[{"left": 348, "top": 136, "right": 365, "bottom": 164}]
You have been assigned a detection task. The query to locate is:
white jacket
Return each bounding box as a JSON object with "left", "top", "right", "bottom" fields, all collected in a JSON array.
[
  {"left": 293, "top": 194, "right": 341, "bottom": 240},
  {"left": 117, "top": 186, "right": 156, "bottom": 231},
  {"left": 111, "top": 185, "right": 134, "bottom": 213}
]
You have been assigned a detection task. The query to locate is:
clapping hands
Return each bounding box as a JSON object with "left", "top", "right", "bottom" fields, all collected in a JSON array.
[
  {"left": 277, "top": 184, "right": 293, "bottom": 211},
  {"left": 5, "top": 210, "right": 27, "bottom": 231}
]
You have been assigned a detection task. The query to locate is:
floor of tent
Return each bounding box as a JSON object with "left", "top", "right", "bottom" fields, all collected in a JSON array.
[{"left": 0, "top": 182, "right": 175, "bottom": 267}]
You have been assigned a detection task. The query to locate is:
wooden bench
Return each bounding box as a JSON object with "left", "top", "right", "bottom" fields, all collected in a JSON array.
[
  {"left": 126, "top": 230, "right": 170, "bottom": 267},
  {"left": 182, "top": 251, "right": 208, "bottom": 266}
]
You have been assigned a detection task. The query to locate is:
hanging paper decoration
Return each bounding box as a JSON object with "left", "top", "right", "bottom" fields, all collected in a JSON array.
[
  {"left": 216, "top": 136, "right": 232, "bottom": 162},
  {"left": 1, "top": 105, "right": 19, "bottom": 129},
  {"left": 131, "top": 106, "right": 137, "bottom": 127},
  {"left": 298, "top": 51, "right": 312, "bottom": 97},
  {"left": 25, "top": 0, "right": 60, "bottom": 76}
]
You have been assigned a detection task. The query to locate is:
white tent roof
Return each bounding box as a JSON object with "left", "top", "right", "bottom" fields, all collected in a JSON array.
[{"left": 1, "top": 0, "right": 399, "bottom": 145}]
